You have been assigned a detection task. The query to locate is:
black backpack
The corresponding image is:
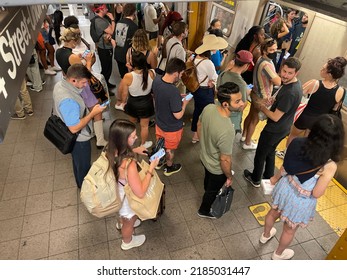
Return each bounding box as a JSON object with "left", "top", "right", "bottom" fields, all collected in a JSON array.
[{"left": 90, "top": 16, "right": 104, "bottom": 43}]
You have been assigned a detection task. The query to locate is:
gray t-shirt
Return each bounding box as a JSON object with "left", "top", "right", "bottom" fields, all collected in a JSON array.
[
  {"left": 217, "top": 71, "right": 247, "bottom": 132},
  {"left": 95, "top": 16, "right": 113, "bottom": 50},
  {"left": 199, "top": 104, "right": 235, "bottom": 174}
]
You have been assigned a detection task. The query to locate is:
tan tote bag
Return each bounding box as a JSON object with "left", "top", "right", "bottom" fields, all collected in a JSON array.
[{"left": 124, "top": 160, "right": 164, "bottom": 221}]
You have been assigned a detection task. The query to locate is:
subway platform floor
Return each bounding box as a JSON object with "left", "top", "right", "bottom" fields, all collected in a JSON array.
[{"left": 0, "top": 69, "right": 342, "bottom": 260}]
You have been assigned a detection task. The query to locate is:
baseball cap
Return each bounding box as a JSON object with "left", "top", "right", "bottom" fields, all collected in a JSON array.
[
  {"left": 236, "top": 50, "right": 254, "bottom": 65},
  {"left": 170, "top": 11, "right": 183, "bottom": 22}
]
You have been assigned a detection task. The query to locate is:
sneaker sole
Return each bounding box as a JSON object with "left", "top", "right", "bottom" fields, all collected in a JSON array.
[
  {"left": 163, "top": 166, "right": 182, "bottom": 176},
  {"left": 197, "top": 212, "right": 216, "bottom": 219},
  {"left": 121, "top": 237, "right": 146, "bottom": 250}
]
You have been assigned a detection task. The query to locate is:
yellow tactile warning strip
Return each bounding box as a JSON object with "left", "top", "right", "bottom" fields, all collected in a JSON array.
[{"left": 242, "top": 102, "right": 347, "bottom": 236}]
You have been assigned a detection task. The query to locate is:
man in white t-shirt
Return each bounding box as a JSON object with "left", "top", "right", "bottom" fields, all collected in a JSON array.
[{"left": 144, "top": 3, "right": 164, "bottom": 40}]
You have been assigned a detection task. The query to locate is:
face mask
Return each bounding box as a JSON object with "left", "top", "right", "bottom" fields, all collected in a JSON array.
[{"left": 267, "top": 52, "right": 277, "bottom": 60}]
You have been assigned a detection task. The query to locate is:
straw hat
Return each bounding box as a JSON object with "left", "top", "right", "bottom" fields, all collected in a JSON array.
[{"left": 195, "top": 34, "right": 228, "bottom": 54}]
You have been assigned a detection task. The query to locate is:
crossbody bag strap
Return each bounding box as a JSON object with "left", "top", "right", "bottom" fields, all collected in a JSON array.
[
  {"left": 295, "top": 165, "right": 323, "bottom": 176},
  {"left": 80, "top": 37, "right": 91, "bottom": 50}
]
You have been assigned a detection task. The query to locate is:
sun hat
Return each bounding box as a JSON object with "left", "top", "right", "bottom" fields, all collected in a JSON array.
[
  {"left": 195, "top": 34, "right": 228, "bottom": 54},
  {"left": 236, "top": 50, "right": 254, "bottom": 65}
]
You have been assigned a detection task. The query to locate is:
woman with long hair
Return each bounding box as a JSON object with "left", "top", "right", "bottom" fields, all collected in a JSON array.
[
  {"left": 241, "top": 38, "right": 281, "bottom": 150},
  {"left": 106, "top": 119, "right": 159, "bottom": 250},
  {"left": 118, "top": 52, "right": 156, "bottom": 149},
  {"left": 234, "top": 26, "right": 266, "bottom": 84},
  {"left": 53, "top": 10, "right": 64, "bottom": 46},
  {"left": 270, "top": 17, "right": 289, "bottom": 70},
  {"left": 125, "top": 29, "right": 158, "bottom": 72},
  {"left": 277, "top": 57, "right": 347, "bottom": 158},
  {"left": 260, "top": 114, "right": 344, "bottom": 260},
  {"left": 191, "top": 34, "right": 228, "bottom": 143}
]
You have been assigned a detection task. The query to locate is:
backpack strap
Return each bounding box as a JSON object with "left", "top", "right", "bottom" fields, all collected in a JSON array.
[
  {"left": 123, "top": 158, "right": 134, "bottom": 182},
  {"left": 195, "top": 58, "right": 208, "bottom": 85},
  {"left": 164, "top": 42, "right": 180, "bottom": 71}
]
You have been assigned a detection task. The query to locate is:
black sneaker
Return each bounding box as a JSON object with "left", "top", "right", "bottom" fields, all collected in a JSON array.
[
  {"left": 155, "top": 158, "right": 167, "bottom": 170},
  {"left": 149, "top": 119, "right": 156, "bottom": 127},
  {"left": 197, "top": 211, "right": 216, "bottom": 219},
  {"left": 243, "top": 169, "right": 260, "bottom": 188},
  {"left": 11, "top": 114, "right": 26, "bottom": 120},
  {"left": 163, "top": 163, "right": 182, "bottom": 176}
]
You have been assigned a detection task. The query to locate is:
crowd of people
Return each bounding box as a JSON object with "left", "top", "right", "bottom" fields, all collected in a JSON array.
[{"left": 12, "top": 3, "right": 347, "bottom": 259}]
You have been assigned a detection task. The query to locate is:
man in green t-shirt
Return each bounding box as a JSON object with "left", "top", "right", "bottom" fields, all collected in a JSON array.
[
  {"left": 217, "top": 50, "right": 253, "bottom": 134},
  {"left": 197, "top": 82, "right": 244, "bottom": 218}
]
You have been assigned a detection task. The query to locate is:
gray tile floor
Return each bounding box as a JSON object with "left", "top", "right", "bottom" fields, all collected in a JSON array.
[{"left": 0, "top": 65, "right": 339, "bottom": 260}]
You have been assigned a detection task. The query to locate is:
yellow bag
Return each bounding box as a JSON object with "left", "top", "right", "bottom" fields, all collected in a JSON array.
[{"left": 124, "top": 160, "right": 164, "bottom": 221}]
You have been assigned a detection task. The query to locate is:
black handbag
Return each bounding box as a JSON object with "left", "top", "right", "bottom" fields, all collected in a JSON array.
[
  {"left": 210, "top": 185, "right": 234, "bottom": 218},
  {"left": 43, "top": 114, "right": 78, "bottom": 154}
]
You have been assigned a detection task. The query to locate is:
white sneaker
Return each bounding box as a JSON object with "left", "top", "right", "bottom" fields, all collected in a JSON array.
[
  {"left": 142, "top": 141, "right": 153, "bottom": 149},
  {"left": 121, "top": 234, "right": 146, "bottom": 250},
  {"left": 272, "top": 249, "right": 295, "bottom": 260},
  {"left": 240, "top": 136, "right": 246, "bottom": 142},
  {"left": 260, "top": 227, "right": 277, "bottom": 244},
  {"left": 44, "top": 69, "right": 57, "bottom": 75},
  {"left": 115, "top": 103, "right": 125, "bottom": 111},
  {"left": 116, "top": 219, "right": 141, "bottom": 230},
  {"left": 242, "top": 141, "right": 258, "bottom": 150},
  {"left": 49, "top": 65, "right": 62, "bottom": 72},
  {"left": 276, "top": 150, "right": 286, "bottom": 159}
]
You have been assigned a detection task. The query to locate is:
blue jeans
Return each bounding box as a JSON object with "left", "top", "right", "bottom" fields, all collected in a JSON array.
[
  {"left": 191, "top": 87, "right": 214, "bottom": 132},
  {"left": 199, "top": 165, "right": 226, "bottom": 215},
  {"left": 71, "top": 140, "right": 91, "bottom": 188}
]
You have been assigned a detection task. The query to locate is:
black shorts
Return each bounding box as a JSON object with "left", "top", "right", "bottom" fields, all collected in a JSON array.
[
  {"left": 294, "top": 112, "right": 317, "bottom": 130},
  {"left": 124, "top": 94, "right": 154, "bottom": 119}
]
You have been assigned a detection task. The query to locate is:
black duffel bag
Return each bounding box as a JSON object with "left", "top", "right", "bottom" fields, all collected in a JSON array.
[{"left": 44, "top": 114, "right": 78, "bottom": 154}]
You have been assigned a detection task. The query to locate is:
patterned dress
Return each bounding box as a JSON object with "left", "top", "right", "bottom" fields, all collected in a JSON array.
[{"left": 271, "top": 138, "right": 322, "bottom": 228}]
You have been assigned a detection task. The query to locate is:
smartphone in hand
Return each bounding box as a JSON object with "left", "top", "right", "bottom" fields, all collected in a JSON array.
[
  {"left": 82, "top": 50, "right": 91, "bottom": 58},
  {"left": 182, "top": 93, "right": 193, "bottom": 101},
  {"left": 100, "top": 100, "right": 110, "bottom": 107},
  {"left": 247, "top": 84, "right": 254, "bottom": 89},
  {"left": 150, "top": 148, "right": 166, "bottom": 162}
]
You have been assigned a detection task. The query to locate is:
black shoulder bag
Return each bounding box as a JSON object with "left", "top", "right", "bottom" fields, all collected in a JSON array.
[{"left": 43, "top": 109, "right": 81, "bottom": 154}]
